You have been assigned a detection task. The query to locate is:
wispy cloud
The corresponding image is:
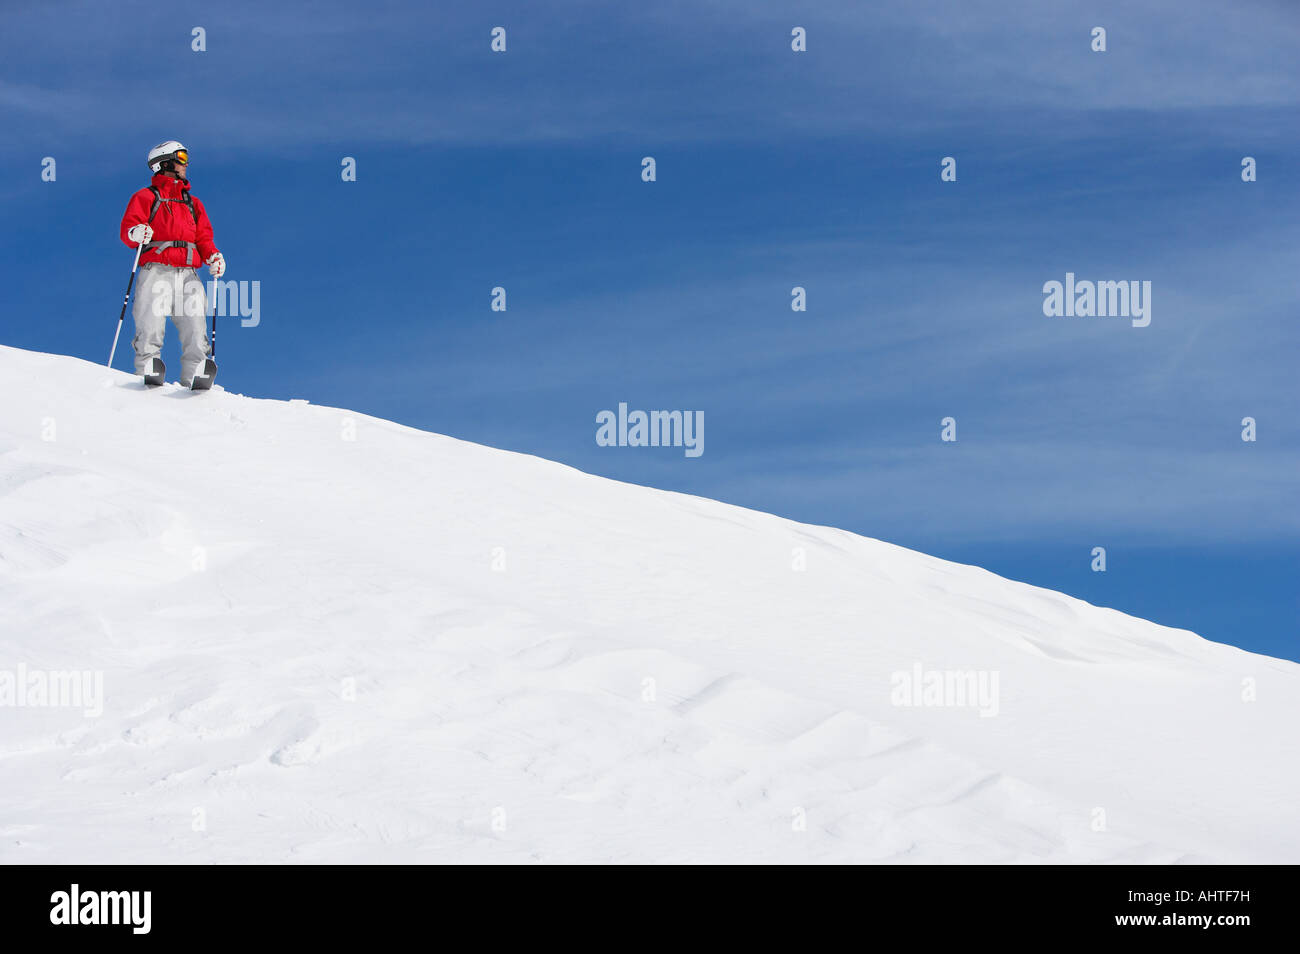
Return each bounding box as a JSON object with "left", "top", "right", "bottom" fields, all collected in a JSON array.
[{"left": 4, "top": 0, "right": 1299, "bottom": 158}]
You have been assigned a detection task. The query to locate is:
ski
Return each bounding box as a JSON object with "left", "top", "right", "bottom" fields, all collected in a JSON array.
[
  {"left": 189, "top": 357, "right": 218, "bottom": 391},
  {"left": 143, "top": 357, "right": 166, "bottom": 387}
]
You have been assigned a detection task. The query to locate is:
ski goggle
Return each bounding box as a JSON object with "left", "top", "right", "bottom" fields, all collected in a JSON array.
[{"left": 172, "top": 149, "right": 189, "bottom": 164}]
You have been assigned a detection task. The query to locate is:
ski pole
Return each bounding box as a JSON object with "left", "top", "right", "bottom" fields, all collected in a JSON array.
[
  {"left": 108, "top": 241, "right": 145, "bottom": 368},
  {"left": 209, "top": 264, "right": 217, "bottom": 360}
]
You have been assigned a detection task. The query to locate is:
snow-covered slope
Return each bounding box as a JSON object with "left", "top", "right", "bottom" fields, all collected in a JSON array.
[{"left": 0, "top": 344, "right": 1296, "bottom": 864}]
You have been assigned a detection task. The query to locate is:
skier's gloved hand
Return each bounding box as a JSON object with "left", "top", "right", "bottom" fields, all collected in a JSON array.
[
  {"left": 127, "top": 224, "right": 154, "bottom": 244},
  {"left": 207, "top": 251, "right": 226, "bottom": 278}
]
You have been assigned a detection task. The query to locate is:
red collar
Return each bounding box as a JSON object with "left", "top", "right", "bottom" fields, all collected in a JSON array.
[{"left": 150, "top": 173, "right": 191, "bottom": 197}]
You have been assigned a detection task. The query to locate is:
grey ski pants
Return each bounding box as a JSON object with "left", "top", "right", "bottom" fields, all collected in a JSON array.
[{"left": 131, "top": 263, "right": 209, "bottom": 380}]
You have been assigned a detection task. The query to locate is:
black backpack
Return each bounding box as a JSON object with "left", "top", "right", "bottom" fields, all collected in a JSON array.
[{"left": 140, "top": 186, "right": 202, "bottom": 266}]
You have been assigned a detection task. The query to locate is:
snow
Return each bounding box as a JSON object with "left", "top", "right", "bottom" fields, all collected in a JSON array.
[{"left": 0, "top": 343, "right": 1296, "bottom": 863}]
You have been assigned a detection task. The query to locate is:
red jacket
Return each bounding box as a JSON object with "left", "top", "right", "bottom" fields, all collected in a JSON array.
[{"left": 120, "top": 173, "right": 220, "bottom": 269}]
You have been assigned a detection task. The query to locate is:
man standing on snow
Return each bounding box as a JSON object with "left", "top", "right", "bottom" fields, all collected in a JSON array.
[{"left": 119, "top": 140, "right": 226, "bottom": 387}]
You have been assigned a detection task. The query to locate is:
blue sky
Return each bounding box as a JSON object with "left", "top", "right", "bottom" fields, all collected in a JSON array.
[{"left": 2, "top": 0, "right": 1297, "bottom": 660}]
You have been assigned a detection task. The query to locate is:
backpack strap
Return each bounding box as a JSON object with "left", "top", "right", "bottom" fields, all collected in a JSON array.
[
  {"left": 143, "top": 240, "right": 200, "bottom": 267},
  {"left": 146, "top": 185, "right": 201, "bottom": 225},
  {"left": 141, "top": 184, "right": 202, "bottom": 265}
]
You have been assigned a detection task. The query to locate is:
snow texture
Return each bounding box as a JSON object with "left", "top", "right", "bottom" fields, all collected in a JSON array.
[{"left": 0, "top": 345, "right": 1296, "bottom": 863}]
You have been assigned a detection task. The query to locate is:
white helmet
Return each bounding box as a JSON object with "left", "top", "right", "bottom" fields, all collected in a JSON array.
[{"left": 147, "top": 140, "right": 188, "bottom": 173}]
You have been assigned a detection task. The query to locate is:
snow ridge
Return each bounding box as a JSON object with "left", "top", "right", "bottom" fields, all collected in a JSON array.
[{"left": 1, "top": 345, "right": 1296, "bottom": 863}]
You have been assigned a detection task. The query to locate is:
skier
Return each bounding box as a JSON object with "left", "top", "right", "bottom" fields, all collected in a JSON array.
[{"left": 119, "top": 140, "right": 225, "bottom": 387}]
